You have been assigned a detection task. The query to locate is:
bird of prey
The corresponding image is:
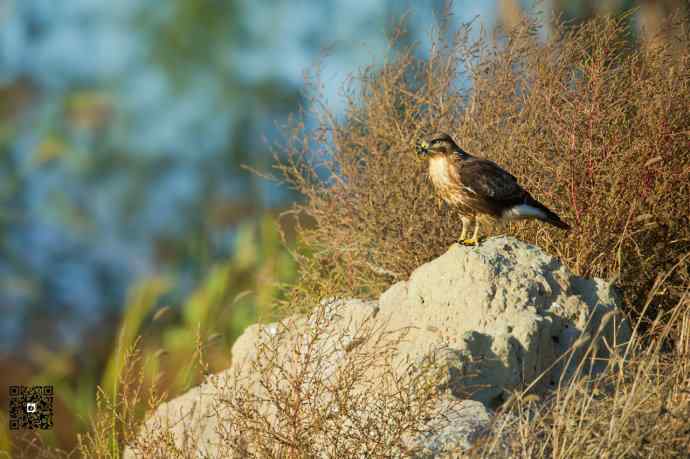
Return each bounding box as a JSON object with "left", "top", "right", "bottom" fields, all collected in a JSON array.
[{"left": 416, "top": 133, "right": 570, "bottom": 246}]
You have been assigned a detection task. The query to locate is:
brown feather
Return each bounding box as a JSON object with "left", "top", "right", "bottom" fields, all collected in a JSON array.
[
  {"left": 428, "top": 155, "right": 526, "bottom": 218},
  {"left": 420, "top": 132, "right": 570, "bottom": 231},
  {"left": 457, "top": 159, "right": 526, "bottom": 217},
  {"left": 427, "top": 155, "right": 476, "bottom": 216}
]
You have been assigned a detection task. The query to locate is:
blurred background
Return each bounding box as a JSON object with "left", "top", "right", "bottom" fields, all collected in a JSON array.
[{"left": 0, "top": 0, "right": 686, "bottom": 453}]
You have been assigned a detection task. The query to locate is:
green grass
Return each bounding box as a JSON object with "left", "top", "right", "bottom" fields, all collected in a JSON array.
[{"left": 2, "top": 214, "right": 296, "bottom": 456}]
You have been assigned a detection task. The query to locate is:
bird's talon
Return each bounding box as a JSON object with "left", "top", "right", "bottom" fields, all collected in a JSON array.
[{"left": 460, "top": 237, "right": 483, "bottom": 246}]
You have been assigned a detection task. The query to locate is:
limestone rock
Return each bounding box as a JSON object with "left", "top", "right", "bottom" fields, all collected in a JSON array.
[
  {"left": 413, "top": 399, "right": 492, "bottom": 457},
  {"left": 378, "top": 236, "right": 629, "bottom": 406},
  {"left": 124, "top": 236, "right": 630, "bottom": 458}
]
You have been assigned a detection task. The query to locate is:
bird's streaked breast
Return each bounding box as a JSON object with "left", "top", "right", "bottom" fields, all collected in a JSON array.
[{"left": 428, "top": 156, "right": 465, "bottom": 206}]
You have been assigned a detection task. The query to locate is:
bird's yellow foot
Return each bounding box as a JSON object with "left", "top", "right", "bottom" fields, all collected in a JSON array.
[{"left": 459, "top": 237, "right": 483, "bottom": 246}]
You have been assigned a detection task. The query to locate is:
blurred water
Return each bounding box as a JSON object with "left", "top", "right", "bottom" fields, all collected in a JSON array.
[{"left": 0, "top": 0, "right": 493, "bottom": 351}]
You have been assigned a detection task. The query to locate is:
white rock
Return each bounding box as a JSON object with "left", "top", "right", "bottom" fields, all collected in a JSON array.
[{"left": 124, "top": 236, "right": 630, "bottom": 458}]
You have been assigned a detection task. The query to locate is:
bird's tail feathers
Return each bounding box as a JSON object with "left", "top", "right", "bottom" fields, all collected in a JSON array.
[
  {"left": 503, "top": 196, "right": 570, "bottom": 230},
  {"left": 523, "top": 196, "right": 571, "bottom": 230}
]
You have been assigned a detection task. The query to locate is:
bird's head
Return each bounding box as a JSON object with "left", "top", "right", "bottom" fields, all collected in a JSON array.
[{"left": 416, "top": 133, "right": 462, "bottom": 160}]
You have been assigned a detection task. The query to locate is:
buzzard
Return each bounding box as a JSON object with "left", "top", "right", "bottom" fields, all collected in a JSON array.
[{"left": 416, "top": 133, "right": 570, "bottom": 245}]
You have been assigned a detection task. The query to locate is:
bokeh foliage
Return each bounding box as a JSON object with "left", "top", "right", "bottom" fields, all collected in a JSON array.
[
  {"left": 2, "top": 215, "right": 294, "bottom": 454},
  {"left": 1, "top": 0, "right": 300, "bottom": 453},
  {"left": 0, "top": 0, "right": 302, "bottom": 355}
]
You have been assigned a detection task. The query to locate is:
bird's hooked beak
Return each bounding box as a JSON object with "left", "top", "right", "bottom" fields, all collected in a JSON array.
[{"left": 416, "top": 140, "right": 430, "bottom": 159}]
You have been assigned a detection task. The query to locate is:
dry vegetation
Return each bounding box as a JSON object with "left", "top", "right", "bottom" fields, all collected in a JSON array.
[
  {"left": 274, "top": 11, "right": 690, "bottom": 457},
  {"left": 82, "top": 303, "right": 466, "bottom": 458},
  {"left": 206, "top": 305, "right": 452, "bottom": 458},
  {"left": 278, "top": 12, "right": 689, "bottom": 334},
  {"left": 76, "top": 300, "right": 690, "bottom": 459},
  {"left": 31, "top": 11, "right": 690, "bottom": 459},
  {"left": 474, "top": 291, "right": 690, "bottom": 458}
]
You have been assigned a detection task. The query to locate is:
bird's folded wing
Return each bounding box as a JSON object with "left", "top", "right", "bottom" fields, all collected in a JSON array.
[{"left": 458, "top": 159, "right": 523, "bottom": 202}]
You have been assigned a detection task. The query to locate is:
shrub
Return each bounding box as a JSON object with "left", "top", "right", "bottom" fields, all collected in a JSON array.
[
  {"left": 214, "top": 303, "right": 452, "bottom": 458},
  {"left": 105, "top": 302, "right": 458, "bottom": 458},
  {"left": 277, "top": 13, "right": 690, "bottom": 332}
]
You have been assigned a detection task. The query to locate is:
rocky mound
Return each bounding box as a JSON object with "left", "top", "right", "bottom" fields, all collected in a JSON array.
[{"left": 124, "top": 237, "right": 630, "bottom": 458}]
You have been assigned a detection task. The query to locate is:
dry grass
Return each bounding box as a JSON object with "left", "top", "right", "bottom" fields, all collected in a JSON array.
[
  {"left": 87, "top": 302, "right": 463, "bottom": 458},
  {"left": 277, "top": 12, "right": 690, "bottom": 334},
  {"left": 476, "top": 292, "right": 690, "bottom": 458},
  {"left": 212, "top": 303, "right": 457, "bottom": 458},
  {"left": 76, "top": 338, "right": 167, "bottom": 459},
  {"left": 77, "top": 287, "right": 689, "bottom": 459}
]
